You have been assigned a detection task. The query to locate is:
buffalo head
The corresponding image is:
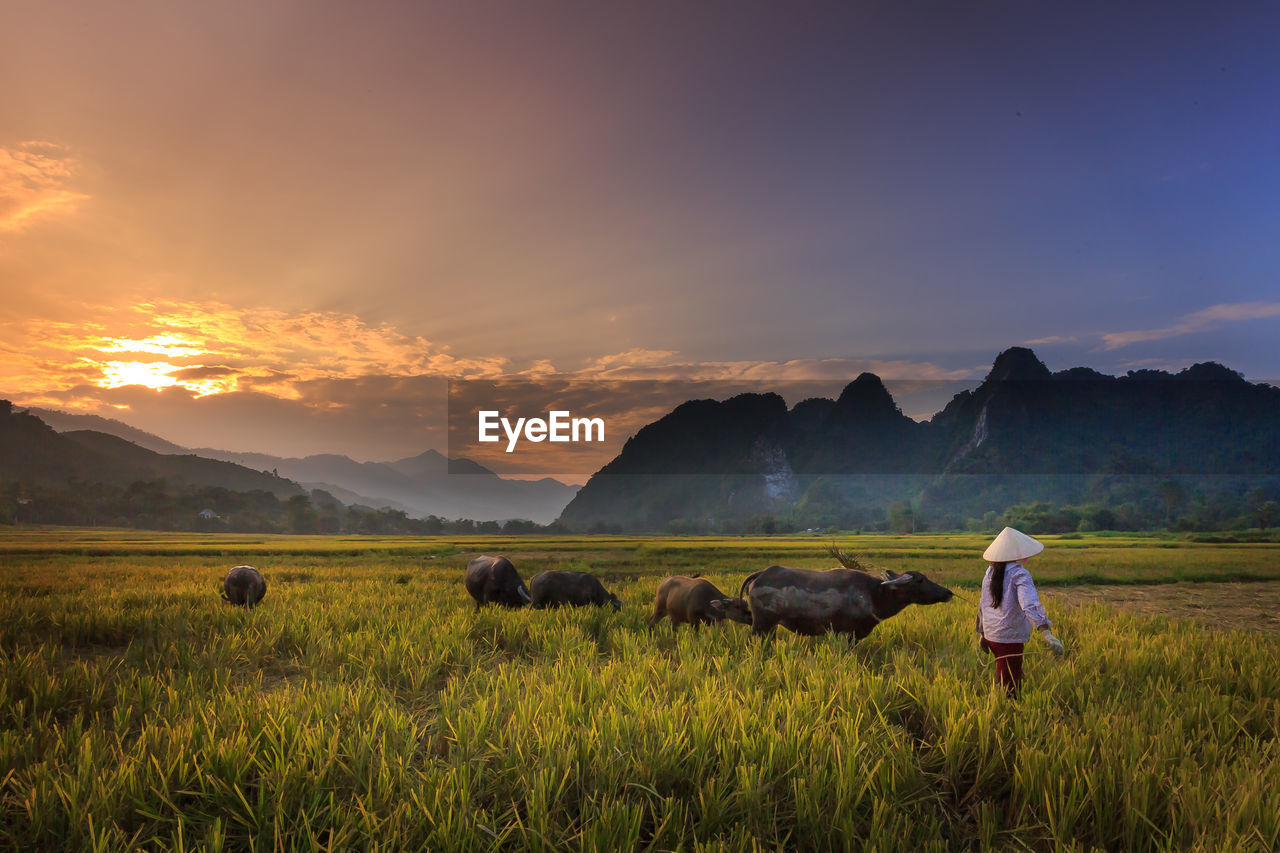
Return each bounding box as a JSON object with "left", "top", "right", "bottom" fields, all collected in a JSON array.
[
  {"left": 709, "top": 597, "right": 753, "bottom": 624},
  {"left": 879, "top": 569, "right": 953, "bottom": 604}
]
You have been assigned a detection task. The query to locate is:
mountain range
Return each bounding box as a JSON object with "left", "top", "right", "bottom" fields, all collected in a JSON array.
[
  {"left": 12, "top": 405, "right": 578, "bottom": 524},
  {"left": 1, "top": 403, "right": 300, "bottom": 499},
  {"left": 11, "top": 346, "right": 1278, "bottom": 532},
  {"left": 558, "top": 348, "right": 1280, "bottom": 530},
  {"left": 187, "top": 447, "right": 577, "bottom": 524}
]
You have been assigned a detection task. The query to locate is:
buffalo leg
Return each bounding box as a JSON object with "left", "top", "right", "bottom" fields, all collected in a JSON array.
[{"left": 751, "top": 615, "right": 779, "bottom": 638}]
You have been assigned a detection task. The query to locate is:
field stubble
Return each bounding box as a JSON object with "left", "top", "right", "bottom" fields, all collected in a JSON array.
[{"left": 1, "top": 532, "right": 1277, "bottom": 851}]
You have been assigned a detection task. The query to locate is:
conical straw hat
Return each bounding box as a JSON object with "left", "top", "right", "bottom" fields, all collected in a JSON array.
[{"left": 983, "top": 526, "right": 1044, "bottom": 562}]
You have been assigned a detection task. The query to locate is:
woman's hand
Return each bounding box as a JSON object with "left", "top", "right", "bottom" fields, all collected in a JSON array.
[
  {"left": 1039, "top": 626, "right": 1065, "bottom": 656},
  {"left": 976, "top": 633, "right": 989, "bottom": 654}
]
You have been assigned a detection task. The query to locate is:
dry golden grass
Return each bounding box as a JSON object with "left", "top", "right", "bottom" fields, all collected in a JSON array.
[
  {"left": 2, "top": 531, "right": 1278, "bottom": 850},
  {"left": 1050, "top": 580, "right": 1280, "bottom": 633}
]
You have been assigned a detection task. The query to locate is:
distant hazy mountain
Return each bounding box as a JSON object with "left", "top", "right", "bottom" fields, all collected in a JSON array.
[
  {"left": 0, "top": 404, "right": 300, "bottom": 498},
  {"left": 191, "top": 448, "right": 577, "bottom": 524},
  {"left": 23, "top": 407, "right": 189, "bottom": 454},
  {"left": 559, "top": 347, "right": 1280, "bottom": 530},
  {"left": 293, "top": 480, "right": 418, "bottom": 516},
  {"left": 17, "top": 405, "right": 579, "bottom": 523}
]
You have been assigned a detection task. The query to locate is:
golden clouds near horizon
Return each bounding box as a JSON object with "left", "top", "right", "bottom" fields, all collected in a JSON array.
[
  {"left": 4, "top": 300, "right": 512, "bottom": 410},
  {"left": 98, "top": 335, "right": 205, "bottom": 357},
  {"left": 4, "top": 299, "right": 979, "bottom": 426},
  {"left": 86, "top": 335, "right": 233, "bottom": 396}
]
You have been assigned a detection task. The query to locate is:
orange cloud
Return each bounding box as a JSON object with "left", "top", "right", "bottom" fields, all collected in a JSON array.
[
  {"left": 567, "top": 353, "right": 974, "bottom": 383},
  {"left": 2, "top": 299, "right": 511, "bottom": 407},
  {"left": 583, "top": 349, "right": 681, "bottom": 372},
  {"left": 0, "top": 141, "right": 89, "bottom": 231}
]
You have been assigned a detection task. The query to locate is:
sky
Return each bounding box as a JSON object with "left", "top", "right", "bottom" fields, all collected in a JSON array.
[{"left": 3, "top": 0, "right": 1279, "bottom": 465}]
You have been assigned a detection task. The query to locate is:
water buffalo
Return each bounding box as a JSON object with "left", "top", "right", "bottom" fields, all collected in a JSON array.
[
  {"left": 222, "top": 565, "right": 267, "bottom": 607},
  {"left": 648, "top": 575, "right": 753, "bottom": 632},
  {"left": 529, "top": 570, "right": 622, "bottom": 610},
  {"left": 465, "top": 555, "right": 531, "bottom": 610},
  {"left": 739, "top": 565, "right": 952, "bottom": 640}
]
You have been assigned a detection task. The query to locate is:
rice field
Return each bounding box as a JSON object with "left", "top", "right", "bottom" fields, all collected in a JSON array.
[{"left": 2, "top": 530, "right": 1278, "bottom": 851}]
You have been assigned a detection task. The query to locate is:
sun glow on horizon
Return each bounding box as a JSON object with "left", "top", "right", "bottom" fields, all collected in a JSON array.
[
  {"left": 96, "top": 360, "right": 183, "bottom": 390},
  {"left": 5, "top": 300, "right": 510, "bottom": 411},
  {"left": 91, "top": 359, "right": 237, "bottom": 397}
]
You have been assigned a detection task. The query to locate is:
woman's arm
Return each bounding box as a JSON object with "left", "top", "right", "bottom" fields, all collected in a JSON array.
[
  {"left": 1012, "top": 568, "right": 1050, "bottom": 629},
  {"left": 1014, "top": 568, "right": 1064, "bottom": 654}
]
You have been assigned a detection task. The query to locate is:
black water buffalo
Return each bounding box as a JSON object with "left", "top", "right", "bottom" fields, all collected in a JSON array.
[
  {"left": 529, "top": 570, "right": 622, "bottom": 610},
  {"left": 739, "top": 565, "right": 952, "bottom": 640},
  {"left": 465, "top": 555, "right": 531, "bottom": 610},
  {"left": 648, "top": 575, "right": 753, "bottom": 631},
  {"left": 222, "top": 565, "right": 267, "bottom": 607}
]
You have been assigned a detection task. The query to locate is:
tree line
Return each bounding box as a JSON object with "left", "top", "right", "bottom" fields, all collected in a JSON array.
[
  {"left": 2, "top": 476, "right": 1276, "bottom": 537},
  {"left": 0, "top": 479, "right": 565, "bottom": 535}
]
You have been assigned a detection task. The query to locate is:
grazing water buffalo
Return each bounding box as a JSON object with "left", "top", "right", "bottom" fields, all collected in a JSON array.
[
  {"left": 465, "top": 555, "right": 531, "bottom": 610},
  {"left": 529, "top": 571, "right": 622, "bottom": 610},
  {"left": 739, "top": 565, "right": 952, "bottom": 640},
  {"left": 648, "top": 576, "right": 753, "bottom": 632},
  {"left": 222, "top": 565, "right": 267, "bottom": 607}
]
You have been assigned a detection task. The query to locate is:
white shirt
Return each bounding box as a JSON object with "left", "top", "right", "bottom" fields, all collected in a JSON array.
[{"left": 977, "top": 561, "right": 1050, "bottom": 643}]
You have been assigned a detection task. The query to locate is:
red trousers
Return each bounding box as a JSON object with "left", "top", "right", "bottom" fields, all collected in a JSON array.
[{"left": 985, "top": 640, "right": 1025, "bottom": 695}]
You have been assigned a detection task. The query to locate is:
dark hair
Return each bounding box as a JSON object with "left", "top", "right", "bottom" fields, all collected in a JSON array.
[{"left": 986, "top": 561, "right": 1008, "bottom": 609}]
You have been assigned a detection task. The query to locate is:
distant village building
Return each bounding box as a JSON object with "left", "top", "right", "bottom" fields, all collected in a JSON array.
[{"left": 198, "top": 508, "right": 218, "bottom": 520}]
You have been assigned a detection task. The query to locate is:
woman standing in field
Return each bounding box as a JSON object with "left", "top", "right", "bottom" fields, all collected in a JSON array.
[{"left": 976, "top": 526, "right": 1065, "bottom": 696}]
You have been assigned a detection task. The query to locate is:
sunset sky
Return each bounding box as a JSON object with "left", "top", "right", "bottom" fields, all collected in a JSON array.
[{"left": 3, "top": 1, "right": 1278, "bottom": 463}]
